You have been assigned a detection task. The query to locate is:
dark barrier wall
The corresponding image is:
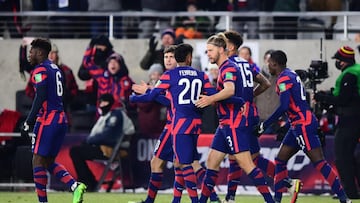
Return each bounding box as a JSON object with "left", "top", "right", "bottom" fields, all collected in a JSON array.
[{"left": 33, "top": 133, "right": 359, "bottom": 193}]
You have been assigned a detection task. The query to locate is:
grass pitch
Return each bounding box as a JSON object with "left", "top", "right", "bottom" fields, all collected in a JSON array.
[{"left": 1, "top": 192, "right": 360, "bottom": 203}]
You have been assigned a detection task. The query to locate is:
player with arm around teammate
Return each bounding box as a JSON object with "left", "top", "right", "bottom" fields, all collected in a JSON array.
[
  {"left": 21, "top": 38, "right": 86, "bottom": 203},
  {"left": 254, "top": 50, "right": 352, "bottom": 203},
  {"left": 195, "top": 35, "right": 274, "bottom": 203}
]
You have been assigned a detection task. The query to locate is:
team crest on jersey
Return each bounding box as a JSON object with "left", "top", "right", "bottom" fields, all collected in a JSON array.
[
  {"left": 278, "top": 83, "right": 286, "bottom": 92},
  {"left": 225, "top": 72, "right": 233, "bottom": 80},
  {"left": 35, "top": 73, "right": 43, "bottom": 82}
]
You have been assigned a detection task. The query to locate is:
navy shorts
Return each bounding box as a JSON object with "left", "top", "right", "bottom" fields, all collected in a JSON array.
[
  {"left": 33, "top": 113, "right": 67, "bottom": 157},
  {"left": 173, "top": 133, "right": 198, "bottom": 164},
  {"left": 154, "top": 126, "right": 174, "bottom": 162},
  {"left": 211, "top": 125, "right": 250, "bottom": 155}
]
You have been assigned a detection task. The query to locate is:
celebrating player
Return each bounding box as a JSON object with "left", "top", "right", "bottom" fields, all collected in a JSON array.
[
  {"left": 131, "top": 43, "right": 218, "bottom": 203},
  {"left": 195, "top": 35, "right": 274, "bottom": 203},
  {"left": 221, "top": 30, "right": 302, "bottom": 203},
  {"left": 21, "top": 38, "right": 86, "bottom": 203},
  {"left": 254, "top": 50, "right": 352, "bottom": 203}
]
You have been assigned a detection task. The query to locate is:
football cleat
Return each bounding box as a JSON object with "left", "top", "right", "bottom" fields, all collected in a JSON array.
[
  {"left": 73, "top": 182, "right": 87, "bottom": 203},
  {"left": 340, "top": 199, "right": 352, "bottom": 203},
  {"left": 289, "top": 179, "right": 302, "bottom": 203}
]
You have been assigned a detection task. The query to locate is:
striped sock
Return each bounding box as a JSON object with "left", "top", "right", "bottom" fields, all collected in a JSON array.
[
  {"left": 199, "top": 169, "right": 218, "bottom": 203},
  {"left": 274, "top": 158, "right": 288, "bottom": 202},
  {"left": 195, "top": 167, "right": 205, "bottom": 187},
  {"left": 182, "top": 165, "right": 198, "bottom": 203},
  {"left": 313, "top": 160, "right": 347, "bottom": 201},
  {"left": 248, "top": 167, "right": 274, "bottom": 203},
  {"left": 196, "top": 167, "right": 219, "bottom": 202},
  {"left": 254, "top": 156, "right": 275, "bottom": 178},
  {"left": 145, "top": 172, "right": 163, "bottom": 203},
  {"left": 172, "top": 167, "right": 185, "bottom": 203},
  {"left": 47, "top": 163, "right": 76, "bottom": 189},
  {"left": 226, "top": 159, "right": 242, "bottom": 201},
  {"left": 33, "top": 166, "right": 48, "bottom": 203}
]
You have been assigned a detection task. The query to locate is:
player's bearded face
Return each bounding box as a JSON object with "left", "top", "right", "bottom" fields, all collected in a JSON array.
[{"left": 206, "top": 44, "right": 219, "bottom": 64}]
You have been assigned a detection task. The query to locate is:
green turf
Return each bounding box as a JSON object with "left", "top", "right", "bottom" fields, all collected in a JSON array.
[{"left": 1, "top": 192, "right": 360, "bottom": 203}]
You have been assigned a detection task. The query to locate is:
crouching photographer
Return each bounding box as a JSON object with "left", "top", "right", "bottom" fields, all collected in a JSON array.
[{"left": 314, "top": 46, "right": 360, "bottom": 199}]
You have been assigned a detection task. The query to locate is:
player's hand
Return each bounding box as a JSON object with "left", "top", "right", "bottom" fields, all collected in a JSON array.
[
  {"left": 253, "top": 122, "right": 265, "bottom": 137},
  {"left": 195, "top": 95, "right": 213, "bottom": 108},
  {"left": 132, "top": 81, "right": 149, "bottom": 95},
  {"left": 21, "top": 121, "right": 34, "bottom": 138},
  {"left": 149, "top": 36, "right": 158, "bottom": 51}
]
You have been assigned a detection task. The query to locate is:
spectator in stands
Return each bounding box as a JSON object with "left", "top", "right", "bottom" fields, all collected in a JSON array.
[
  {"left": 122, "top": 0, "right": 142, "bottom": 39},
  {"left": 239, "top": 46, "right": 261, "bottom": 72},
  {"left": 305, "top": 0, "right": 342, "bottom": 39},
  {"left": 231, "top": 0, "right": 261, "bottom": 39},
  {"left": 79, "top": 50, "right": 134, "bottom": 115},
  {"left": 47, "top": 0, "right": 89, "bottom": 38},
  {"left": 69, "top": 94, "right": 135, "bottom": 192},
  {"left": 273, "top": 0, "right": 300, "bottom": 39},
  {"left": 78, "top": 35, "right": 116, "bottom": 109},
  {"left": 140, "top": 28, "right": 176, "bottom": 71},
  {"left": 138, "top": 0, "right": 177, "bottom": 38},
  {"left": 0, "top": 0, "right": 24, "bottom": 38},
  {"left": 135, "top": 63, "right": 167, "bottom": 137},
  {"left": 175, "top": 1, "right": 211, "bottom": 39},
  {"left": 25, "top": 43, "right": 79, "bottom": 113},
  {"left": 88, "top": 0, "right": 122, "bottom": 38}
]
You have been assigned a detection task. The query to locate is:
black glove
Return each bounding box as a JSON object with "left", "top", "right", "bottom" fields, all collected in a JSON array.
[
  {"left": 20, "top": 121, "right": 34, "bottom": 138},
  {"left": 253, "top": 122, "right": 265, "bottom": 137},
  {"left": 149, "top": 36, "right": 158, "bottom": 51},
  {"left": 314, "top": 91, "right": 327, "bottom": 102}
]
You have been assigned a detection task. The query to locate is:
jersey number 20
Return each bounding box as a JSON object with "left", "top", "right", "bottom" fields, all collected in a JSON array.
[{"left": 178, "top": 78, "right": 202, "bottom": 104}]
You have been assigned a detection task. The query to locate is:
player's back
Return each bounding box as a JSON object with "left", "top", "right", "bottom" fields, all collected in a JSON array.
[
  {"left": 34, "top": 59, "right": 64, "bottom": 113},
  {"left": 277, "top": 68, "right": 311, "bottom": 122},
  {"left": 167, "top": 66, "right": 213, "bottom": 119},
  {"left": 229, "top": 55, "right": 255, "bottom": 103}
]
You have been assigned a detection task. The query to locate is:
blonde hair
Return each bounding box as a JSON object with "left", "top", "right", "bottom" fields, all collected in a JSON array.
[{"left": 206, "top": 35, "right": 226, "bottom": 49}]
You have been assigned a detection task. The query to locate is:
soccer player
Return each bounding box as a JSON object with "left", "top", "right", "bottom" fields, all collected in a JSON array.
[
  {"left": 254, "top": 50, "right": 352, "bottom": 203},
  {"left": 221, "top": 30, "right": 301, "bottom": 203},
  {"left": 132, "top": 45, "right": 183, "bottom": 203},
  {"left": 131, "top": 43, "right": 218, "bottom": 203},
  {"left": 21, "top": 38, "right": 86, "bottom": 203},
  {"left": 195, "top": 35, "right": 274, "bottom": 203},
  {"left": 132, "top": 45, "right": 222, "bottom": 203}
]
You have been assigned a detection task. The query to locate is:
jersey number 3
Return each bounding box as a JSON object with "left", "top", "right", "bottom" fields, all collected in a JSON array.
[{"left": 178, "top": 78, "right": 202, "bottom": 105}]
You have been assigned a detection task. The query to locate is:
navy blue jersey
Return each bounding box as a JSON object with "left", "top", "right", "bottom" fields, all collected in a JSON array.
[
  {"left": 264, "top": 68, "right": 313, "bottom": 127},
  {"left": 131, "top": 66, "right": 216, "bottom": 135},
  {"left": 30, "top": 59, "right": 65, "bottom": 117}
]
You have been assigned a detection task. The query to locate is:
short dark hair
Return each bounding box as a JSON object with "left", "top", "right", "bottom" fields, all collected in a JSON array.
[
  {"left": 174, "top": 43, "right": 193, "bottom": 63},
  {"left": 207, "top": 35, "right": 226, "bottom": 49},
  {"left": 31, "top": 38, "right": 52, "bottom": 55},
  {"left": 224, "top": 30, "right": 243, "bottom": 49},
  {"left": 270, "top": 50, "right": 287, "bottom": 66},
  {"left": 164, "top": 45, "right": 177, "bottom": 54}
]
